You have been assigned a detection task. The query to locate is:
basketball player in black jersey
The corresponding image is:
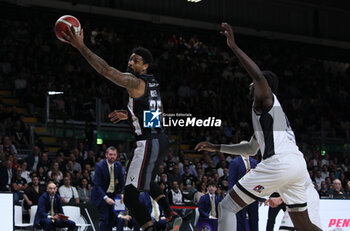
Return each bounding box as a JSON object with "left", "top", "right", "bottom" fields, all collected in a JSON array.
[
  {"left": 195, "top": 23, "right": 321, "bottom": 231},
  {"left": 62, "top": 27, "right": 182, "bottom": 231}
]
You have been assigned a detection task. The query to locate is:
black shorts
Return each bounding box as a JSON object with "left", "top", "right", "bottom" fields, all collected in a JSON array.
[{"left": 125, "top": 133, "right": 169, "bottom": 191}]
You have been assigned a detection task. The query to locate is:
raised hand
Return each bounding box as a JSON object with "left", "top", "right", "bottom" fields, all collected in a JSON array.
[
  {"left": 108, "top": 110, "right": 128, "bottom": 123},
  {"left": 194, "top": 141, "right": 216, "bottom": 152},
  {"left": 220, "top": 22, "right": 237, "bottom": 50},
  {"left": 61, "top": 25, "right": 84, "bottom": 49}
]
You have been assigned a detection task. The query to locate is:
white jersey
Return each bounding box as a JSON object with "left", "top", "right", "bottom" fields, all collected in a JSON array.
[{"left": 252, "top": 94, "right": 301, "bottom": 159}]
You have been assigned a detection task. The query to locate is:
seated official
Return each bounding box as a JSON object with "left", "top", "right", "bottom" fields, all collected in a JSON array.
[
  {"left": 198, "top": 182, "right": 221, "bottom": 220},
  {"left": 139, "top": 192, "right": 167, "bottom": 231},
  {"left": 34, "top": 181, "right": 76, "bottom": 231}
]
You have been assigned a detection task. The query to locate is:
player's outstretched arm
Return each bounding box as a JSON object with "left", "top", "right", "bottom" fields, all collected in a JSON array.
[
  {"left": 221, "top": 22, "right": 273, "bottom": 112},
  {"left": 195, "top": 136, "right": 259, "bottom": 156},
  {"left": 219, "top": 136, "right": 259, "bottom": 156},
  {"left": 61, "top": 26, "right": 141, "bottom": 89},
  {"left": 194, "top": 142, "right": 220, "bottom": 152}
]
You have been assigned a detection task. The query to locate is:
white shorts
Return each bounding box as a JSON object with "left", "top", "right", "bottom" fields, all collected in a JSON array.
[
  {"left": 233, "top": 153, "right": 308, "bottom": 210},
  {"left": 279, "top": 184, "right": 322, "bottom": 230}
]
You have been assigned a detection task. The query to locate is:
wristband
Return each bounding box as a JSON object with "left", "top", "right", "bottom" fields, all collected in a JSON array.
[{"left": 103, "top": 195, "right": 108, "bottom": 200}]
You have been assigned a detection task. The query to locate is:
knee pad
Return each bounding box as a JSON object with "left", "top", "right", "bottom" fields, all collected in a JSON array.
[
  {"left": 218, "top": 196, "right": 241, "bottom": 231},
  {"left": 149, "top": 182, "right": 163, "bottom": 199},
  {"left": 219, "top": 194, "right": 243, "bottom": 215}
]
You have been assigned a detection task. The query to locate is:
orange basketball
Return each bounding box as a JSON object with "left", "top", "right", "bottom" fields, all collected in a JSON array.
[{"left": 54, "top": 15, "right": 81, "bottom": 42}]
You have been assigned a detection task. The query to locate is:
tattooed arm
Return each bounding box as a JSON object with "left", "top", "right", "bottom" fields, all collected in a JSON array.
[
  {"left": 79, "top": 46, "right": 140, "bottom": 88},
  {"left": 62, "top": 26, "right": 140, "bottom": 89}
]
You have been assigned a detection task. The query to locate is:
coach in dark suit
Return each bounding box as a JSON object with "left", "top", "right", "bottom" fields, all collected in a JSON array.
[
  {"left": 34, "top": 182, "right": 76, "bottom": 231},
  {"left": 229, "top": 154, "right": 259, "bottom": 231},
  {"left": 91, "top": 146, "right": 124, "bottom": 231},
  {"left": 198, "top": 181, "right": 221, "bottom": 220}
]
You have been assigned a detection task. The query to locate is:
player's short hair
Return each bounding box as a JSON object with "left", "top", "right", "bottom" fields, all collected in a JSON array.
[
  {"left": 132, "top": 47, "right": 153, "bottom": 65},
  {"left": 262, "top": 70, "right": 279, "bottom": 94}
]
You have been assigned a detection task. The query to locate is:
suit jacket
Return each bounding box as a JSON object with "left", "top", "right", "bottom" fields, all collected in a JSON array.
[
  {"left": 228, "top": 156, "right": 258, "bottom": 188},
  {"left": 91, "top": 159, "right": 124, "bottom": 207},
  {"left": 198, "top": 193, "right": 221, "bottom": 219},
  {"left": 139, "top": 192, "right": 165, "bottom": 216},
  {"left": 0, "top": 166, "right": 16, "bottom": 191},
  {"left": 34, "top": 192, "right": 64, "bottom": 227}
]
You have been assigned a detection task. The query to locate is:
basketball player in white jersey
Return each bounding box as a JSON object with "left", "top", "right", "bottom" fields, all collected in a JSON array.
[
  {"left": 195, "top": 22, "right": 321, "bottom": 231},
  {"left": 266, "top": 177, "right": 322, "bottom": 230}
]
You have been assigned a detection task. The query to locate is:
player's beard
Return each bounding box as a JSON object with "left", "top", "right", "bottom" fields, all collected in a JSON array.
[{"left": 126, "top": 66, "right": 138, "bottom": 75}]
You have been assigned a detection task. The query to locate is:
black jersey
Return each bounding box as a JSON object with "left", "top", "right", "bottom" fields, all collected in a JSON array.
[{"left": 127, "top": 74, "right": 163, "bottom": 140}]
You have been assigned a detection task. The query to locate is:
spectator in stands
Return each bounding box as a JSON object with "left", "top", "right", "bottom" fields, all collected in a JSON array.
[
  {"left": 179, "top": 158, "right": 196, "bottom": 176},
  {"left": 0, "top": 135, "right": 17, "bottom": 155},
  {"left": 67, "top": 153, "right": 82, "bottom": 172},
  {"left": 321, "top": 153, "right": 330, "bottom": 167},
  {"left": 57, "top": 140, "right": 70, "bottom": 158},
  {"left": 48, "top": 161, "right": 63, "bottom": 182},
  {"left": 168, "top": 181, "right": 183, "bottom": 205},
  {"left": 37, "top": 166, "right": 48, "bottom": 190},
  {"left": 339, "top": 172, "right": 347, "bottom": 189},
  {"left": 77, "top": 177, "right": 91, "bottom": 204},
  {"left": 154, "top": 164, "right": 165, "bottom": 183},
  {"left": 318, "top": 181, "right": 329, "bottom": 197},
  {"left": 20, "top": 161, "right": 31, "bottom": 183},
  {"left": 37, "top": 151, "right": 51, "bottom": 173},
  {"left": 65, "top": 160, "right": 75, "bottom": 176},
  {"left": 23, "top": 176, "right": 44, "bottom": 215},
  {"left": 328, "top": 179, "right": 346, "bottom": 199},
  {"left": 82, "top": 169, "right": 93, "bottom": 186},
  {"left": 315, "top": 170, "right": 324, "bottom": 189},
  {"left": 344, "top": 181, "right": 350, "bottom": 195},
  {"left": 219, "top": 167, "right": 229, "bottom": 185},
  {"left": 165, "top": 148, "right": 177, "bottom": 172},
  {"left": 11, "top": 167, "right": 28, "bottom": 204},
  {"left": 117, "top": 144, "right": 127, "bottom": 166},
  {"left": 27, "top": 145, "right": 41, "bottom": 171},
  {"left": 10, "top": 120, "right": 29, "bottom": 147},
  {"left": 167, "top": 164, "right": 182, "bottom": 187},
  {"left": 159, "top": 173, "right": 170, "bottom": 194},
  {"left": 54, "top": 152, "right": 66, "bottom": 172},
  {"left": 72, "top": 148, "right": 84, "bottom": 167},
  {"left": 0, "top": 158, "right": 15, "bottom": 191},
  {"left": 182, "top": 164, "right": 197, "bottom": 193},
  {"left": 321, "top": 165, "right": 329, "bottom": 179},
  {"left": 85, "top": 149, "right": 96, "bottom": 167},
  {"left": 78, "top": 141, "right": 88, "bottom": 160},
  {"left": 58, "top": 176, "right": 80, "bottom": 205},
  {"left": 50, "top": 172, "right": 61, "bottom": 188},
  {"left": 196, "top": 167, "right": 204, "bottom": 184}
]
